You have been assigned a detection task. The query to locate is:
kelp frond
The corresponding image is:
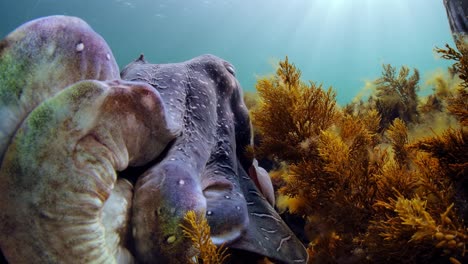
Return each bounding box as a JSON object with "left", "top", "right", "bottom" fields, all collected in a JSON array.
[
  {"left": 411, "top": 128, "right": 467, "bottom": 180},
  {"left": 277, "top": 55, "right": 301, "bottom": 88},
  {"left": 251, "top": 56, "right": 337, "bottom": 162},
  {"left": 243, "top": 91, "right": 260, "bottom": 111},
  {"left": 371, "top": 195, "right": 468, "bottom": 263},
  {"left": 448, "top": 87, "right": 468, "bottom": 126},
  {"left": 386, "top": 118, "right": 410, "bottom": 168},
  {"left": 373, "top": 195, "right": 435, "bottom": 242},
  {"left": 412, "top": 152, "right": 454, "bottom": 210},
  {"left": 360, "top": 109, "right": 382, "bottom": 138},
  {"left": 435, "top": 44, "right": 468, "bottom": 88},
  {"left": 374, "top": 158, "right": 419, "bottom": 202},
  {"left": 180, "top": 211, "right": 230, "bottom": 264},
  {"left": 372, "top": 64, "right": 420, "bottom": 130},
  {"left": 435, "top": 43, "right": 468, "bottom": 125}
]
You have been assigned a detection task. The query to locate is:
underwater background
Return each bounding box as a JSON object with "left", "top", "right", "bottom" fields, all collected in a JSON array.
[
  {"left": 1, "top": 1, "right": 467, "bottom": 264},
  {"left": 0, "top": 0, "right": 455, "bottom": 104}
]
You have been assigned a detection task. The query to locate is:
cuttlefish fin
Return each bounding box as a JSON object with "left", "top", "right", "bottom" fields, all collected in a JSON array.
[{"left": 232, "top": 161, "right": 308, "bottom": 264}]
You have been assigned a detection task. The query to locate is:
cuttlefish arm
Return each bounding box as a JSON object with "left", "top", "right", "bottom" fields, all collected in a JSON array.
[{"left": 0, "top": 15, "right": 119, "bottom": 162}]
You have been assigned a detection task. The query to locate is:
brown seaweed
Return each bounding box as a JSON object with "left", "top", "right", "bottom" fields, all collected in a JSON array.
[
  {"left": 249, "top": 56, "right": 468, "bottom": 264},
  {"left": 180, "top": 210, "right": 230, "bottom": 264},
  {"left": 372, "top": 64, "right": 420, "bottom": 131}
]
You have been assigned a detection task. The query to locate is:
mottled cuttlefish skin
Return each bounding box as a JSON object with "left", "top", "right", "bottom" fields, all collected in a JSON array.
[
  {"left": 0, "top": 15, "right": 120, "bottom": 163},
  {"left": 0, "top": 16, "right": 180, "bottom": 264},
  {"left": 122, "top": 55, "right": 308, "bottom": 264},
  {"left": 0, "top": 79, "right": 179, "bottom": 263}
]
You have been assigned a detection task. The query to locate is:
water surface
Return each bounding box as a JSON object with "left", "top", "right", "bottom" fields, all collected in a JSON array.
[{"left": 0, "top": 0, "right": 454, "bottom": 104}]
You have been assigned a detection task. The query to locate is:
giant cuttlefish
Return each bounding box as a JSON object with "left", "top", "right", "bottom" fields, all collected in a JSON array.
[{"left": 0, "top": 16, "right": 307, "bottom": 263}]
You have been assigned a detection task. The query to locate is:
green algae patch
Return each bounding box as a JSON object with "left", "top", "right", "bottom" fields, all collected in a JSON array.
[
  {"left": 27, "top": 102, "right": 55, "bottom": 134},
  {"left": 18, "top": 102, "right": 56, "bottom": 159},
  {"left": 0, "top": 52, "right": 31, "bottom": 105},
  {"left": 4, "top": 101, "right": 56, "bottom": 188}
]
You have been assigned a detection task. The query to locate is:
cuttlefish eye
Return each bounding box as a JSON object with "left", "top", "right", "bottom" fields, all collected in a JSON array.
[{"left": 225, "top": 62, "right": 236, "bottom": 76}]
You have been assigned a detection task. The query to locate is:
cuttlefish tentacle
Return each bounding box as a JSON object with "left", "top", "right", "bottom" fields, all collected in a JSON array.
[
  {"left": 0, "top": 15, "right": 119, "bottom": 163},
  {"left": 0, "top": 80, "right": 178, "bottom": 263}
]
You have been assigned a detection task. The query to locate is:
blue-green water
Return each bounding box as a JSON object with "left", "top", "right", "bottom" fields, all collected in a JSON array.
[{"left": 0, "top": 0, "right": 455, "bottom": 104}]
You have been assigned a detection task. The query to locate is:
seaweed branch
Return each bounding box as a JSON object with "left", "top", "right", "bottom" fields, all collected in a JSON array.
[
  {"left": 372, "top": 64, "right": 420, "bottom": 130},
  {"left": 435, "top": 44, "right": 468, "bottom": 126},
  {"left": 251, "top": 56, "right": 337, "bottom": 162},
  {"left": 180, "top": 211, "right": 230, "bottom": 264}
]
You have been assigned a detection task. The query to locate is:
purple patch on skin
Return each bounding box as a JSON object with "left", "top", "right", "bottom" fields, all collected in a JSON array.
[{"left": 0, "top": 15, "right": 119, "bottom": 163}]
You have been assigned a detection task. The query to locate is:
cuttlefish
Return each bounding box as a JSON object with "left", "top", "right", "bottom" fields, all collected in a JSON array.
[
  {"left": 0, "top": 15, "right": 307, "bottom": 263},
  {"left": 122, "top": 55, "right": 306, "bottom": 263}
]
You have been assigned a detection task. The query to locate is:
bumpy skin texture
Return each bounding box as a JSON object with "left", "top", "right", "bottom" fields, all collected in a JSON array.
[
  {"left": 122, "top": 55, "right": 308, "bottom": 264},
  {"left": 0, "top": 80, "right": 177, "bottom": 263},
  {"left": 0, "top": 15, "right": 120, "bottom": 162},
  {"left": 0, "top": 16, "right": 178, "bottom": 263}
]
